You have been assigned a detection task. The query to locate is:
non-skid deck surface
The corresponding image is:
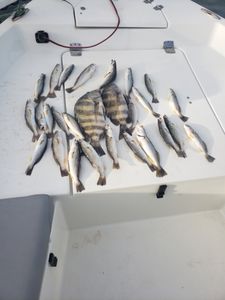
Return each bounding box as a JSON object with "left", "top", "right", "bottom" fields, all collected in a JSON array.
[
  {"left": 59, "top": 210, "right": 225, "bottom": 300},
  {"left": 63, "top": 49, "right": 225, "bottom": 194}
]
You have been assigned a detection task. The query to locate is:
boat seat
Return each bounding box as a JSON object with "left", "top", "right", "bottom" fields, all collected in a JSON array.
[{"left": 0, "top": 195, "right": 54, "bottom": 300}]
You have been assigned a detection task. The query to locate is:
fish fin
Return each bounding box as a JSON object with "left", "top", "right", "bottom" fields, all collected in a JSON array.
[
  {"left": 32, "top": 134, "right": 39, "bottom": 142},
  {"left": 119, "top": 125, "right": 127, "bottom": 140},
  {"left": 206, "top": 154, "right": 215, "bottom": 162},
  {"left": 180, "top": 115, "right": 189, "bottom": 122},
  {"left": 25, "top": 165, "right": 33, "bottom": 176},
  {"left": 34, "top": 98, "right": 40, "bottom": 104},
  {"left": 47, "top": 92, "right": 57, "bottom": 98},
  {"left": 60, "top": 169, "right": 69, "bottom": 177},
  {"left": 153, "top": 112, "right": 160, "bottom": 118},
  {"left": 47, "top": 132, "right": 53, "bottom": 138},
  {"left": 156, "top": 167, "right": 167, "bottom": 177},
  {"left": 93, "top": 144, "right": 105, "bottom": 156},
  {"left": 97, "top": 176, "right": 106, "bottom": 186},
  {"left": 113, "top": 162, "right": 120, "bottom": 169},
  {"left": 76, "top": 181, "right": 85, "bottom": 192},
  {"left": 40, "top": 96, "right": 46, "bottom": 101},
  {"left": 66, "top": 87, "right": 74, "bottom": 94},
  {"left": 176, "top": 150, "right": 187, "bottom": 158},
  {"left": 55, "top": 85, "right": 60, "bottom": 91},
  {"left": 152, "top": 98, "right": 159, "bottom": 103}
]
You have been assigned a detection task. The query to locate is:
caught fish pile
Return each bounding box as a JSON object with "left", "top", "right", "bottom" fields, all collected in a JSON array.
[{"left": 24, "top": 59, "right": 215, "bottom": 192}]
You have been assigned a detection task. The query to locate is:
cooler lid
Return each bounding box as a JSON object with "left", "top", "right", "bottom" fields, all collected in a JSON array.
[{"left": 74, "top": 0, "right": 167, "bottom": 28}]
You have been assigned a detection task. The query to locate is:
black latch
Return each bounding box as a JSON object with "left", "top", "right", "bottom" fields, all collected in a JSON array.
[
  {"left": 154, "top": 5, "right": 164, "bottom": 10},
  {"left": 156, "top": 185, "right": 167, "bottom": 198},
  {"left": 163, "top": 41, "right": 175, "bottom": 53},
  {"left": 35, "top": 31, "right": 49, "bottom": 44},
  {"left": 48, "top": 252, "right": 58, "bottom": 267}
]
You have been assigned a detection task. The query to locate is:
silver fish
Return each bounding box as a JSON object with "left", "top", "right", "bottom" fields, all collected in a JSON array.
[
  {"left": 68, "top": 139, "right": 85, "bottom": 192},
  {"left": 46, "top": 64, "right": 62, "bottom": 98},
  {"left": 63, "top": 113, "right": 84, "bottom": 140},
  {"left": 66, "top": 64, "right": 96, "bottom": 93},
  {"left": 127, "top": 97, "right": 138, "bottom": 133},
  {"left": 36, "top": 101, "right": 46, "bottom": 131},
  {"left": 52, "top": 130, "right": 69, "bottom": 176},
  {"left": 56, "top": 64, "right": 74, "bottom": 90},
  {"left": 184, "top": 124, "right": 215, "bottom": 162},
  {"left": 43, "top": 103, "right": 54, "bottom": 137},
  {"left": 125, "top": 68, "right": 133, "bottom": 97},
  {"left": 100, "top": 59, "right": 117, "bottom": 89},
  {"left": 123, "top": 132, "right": 155, "bottom": 172},
  {"left": 105, "top": 123, "right": 120, "bottom": 169},
  {"left": 144, "top": 74, "right": 159, "bottom": 103},
  {"left": 102, "top": 83, "right": 129, "bottom": 139},
  {"left": 25, "top": 133, "right": 48, "bottom": 175},
  {"left": 163, "top": 115, "right": 187, "bottom": 158},
  {"left": 74, "top": 90, "right": 106, "bottom": 156},
  {"left": 169, "top": 89, "right": 188, "bottom": 122},
  {"left": 80, "top": 139, "right": 106, "bottom": 186},
  {"left": 132, "top": 87, "right": 160, "bottom": 118},
  {"left": 158, "top": 117, "right": 186, "bottom": 158},
  {"left": 34, "top": 73, "right": 46, "bottom": 103},
  {"left": 25, "top": 99, "right": 39, "bottom": 142},
  {"left": 51, "top": 107, "right": 73, "bottom": 138},
  {"left": 134, "top": 123, "right": 167, "bottom": 177}
]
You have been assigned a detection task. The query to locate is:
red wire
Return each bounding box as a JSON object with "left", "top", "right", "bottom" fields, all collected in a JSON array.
[{"left": 48, "top": 0, "right": 120, "bottom": 49}]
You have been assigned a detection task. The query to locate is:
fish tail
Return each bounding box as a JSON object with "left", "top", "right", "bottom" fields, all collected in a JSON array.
[
  {"left": 25, "top": 165, "right": 33, "bottom": 176},
  {"left": 32, "top": 134, "right": 39, "bottom": 142},
  {"left": 180, "top": 115, "right": 189, "bottom": 122},
  {"left": 68, "top": 133, "right": 74, "bottom": 140},
  {"left": 40, "top": 96, "right": 46, "bottom": 101},
  {"left": 152, "top": 97, "right": 159, "bottom": 103},
  {"left": 97, "top": 176, "right": 106, "bottom": 186},
  {"left": 47, "top": 132, "right": 53, "bottom": 138},
  {"left": 113, "top": 161, "right": 120, "bottom": 169},
  {"left": 76, "top": 181, "right": 85, "bottom": 192},
  {"left": 176, "top": 150, "right": 187, "bottom": 158},
  {"left": 206, "top": 154, "right": 215, "bottom": 162},
  {"left": 156, "top": 167, "right": 167, "bottom": 177},
  {"left": 153, "top": 111, "right": 160, "bottom": 118},
  {"left": 119, "top": 125, "right": 127, "bottom": 140},
  {"left": 60, "top": 168, "right": 69, "bottom": 177},
  {"left": 54, "top": 85, "right": 60, "bottom": 91},
  {"left": 146, "top": 162, "right": 157, "bottom": 172},
  {"left": 125, "top": 127, "right": 134, "bottom": 135},
  {"left": 34, "top": 98, "right": 40, "bottom": 104},
  {"left": 92, "top": 142, "right": 105, "bottom": 156},
  {"left": 66, "top": 87, "right": 74, "bottom": 93},
  {"left": 47, "top": 91, "right": 57, "bottom": 98}
]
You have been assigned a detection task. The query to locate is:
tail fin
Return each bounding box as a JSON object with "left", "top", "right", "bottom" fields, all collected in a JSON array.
[
  {"left": 25, "top": 165, "right": 33, "bottom": 176},
  {"left": 153, "top": 111, "right": 160, "bottom": 118},
  {"left": 40, "top": 96, "right": 46, "bottom": 101},
  {"left": 47, "top": 91, "right": 57, "bottom": 99},
  {"left": 125, "top": 127, "right": 134, "bottom": 135},
  {"left": 156, "top": 167, "right": 167, "bottom": 177},
  {"left": 32, "top": 134, "right": 39, "bottom": 143},
  {"left": 113, "top": 161, "right": 120, "bottom": 169},
  {"left": 206, "top": 154, "right": 215, "bottom": 162},
  {"left": 66, "top": 87, "right": 74, "bottom": 93},
  {"left": 47, "top": 132, "right": 53, "bottom": 139},
  {"left": 76, "top": 181, "right": 85, "bottom": 192},
  {"left": 60, "top": 168, "right": 69, "bottom": 177},
  {"left": 180, "top": 115, "right": 188, "bottom": 122},
  {"left": 55, "top": 85, "right": 60, "bottom": 91},
  {"left": 92, "top": 142, "right": 105, "bottom": 156},
  {"left": 146, "top": 162, "right": 157, "bottom": 172},
  {"left": 152, "top": 98, "right": 159, "bottom": 103},
  {"left": 119, "top": 125, "right": 127, "bottom": 140},
  {"left": 97, "top": 176, "right": 106, "bottom": 186},
  {"left": 176, "top": 150, "right": 187, "bottom": 158},
  {"left": 68, "top": 133, "right": 74, "bottom": 140}
]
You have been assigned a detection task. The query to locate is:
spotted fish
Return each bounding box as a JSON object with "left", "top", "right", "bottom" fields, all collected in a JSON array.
[
  {"left": 101, "top": 83, "right": 129, "bottom": 139},
  {"left": 74, "top": 90, "right": 106, "bottom": 156}
]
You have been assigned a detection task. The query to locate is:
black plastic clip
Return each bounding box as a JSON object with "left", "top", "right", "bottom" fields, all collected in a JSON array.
[
  {"left": 156, "top": 185, "right": 167, "bottom": 199},
  {"left": 48, "top": 253, "right": 58, "bottom": 267}
]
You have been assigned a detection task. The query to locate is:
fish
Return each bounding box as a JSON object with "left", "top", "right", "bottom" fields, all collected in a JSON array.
[
  {"left": 123, "top": 132, "right": 155, "bottom": 172},
  {"left": 132, "top": 87, "right": 160, "bottom": 118},
  {"left": 127, "top": 97, "right": 138, "bottom": 133},
  {"left": 169, "top": 89, "right": 188, "bottom": 122},
  {"left": 25, "top": 133, "right": 48, "bottom": 175},
  {"left": 68, "top": 139, "right": 85, "bottom": 192},
  {"left": 63, "top": 113, "right": 84, "bottom": 141},
  {"left": 158, "top": 117, "right": 186, "bottom": 158},
  {"left": 184, "top": 124, "right": 215, "bottom": 162},
  {"left": 51, "top": 107, "right": 73, "bottom": 138},
  {"left": 43, "top": 103, "right": 54, "bottom": 137},
  {"left": 133, "top": 123, "right": 167, "bottom": 177},
  {"left": 100, "top": 59, "right": 117, "bottom": 89},
  {"left": 144, "top": 74, "right": 159, "bottom": 103},
  {"left": 46, "top": 64, "right": 62, "bottom": 98},
  {"left": 36, "top": 100, "right": 46, "bottom": 131},
  {"left": 74, "top": 90, "right": 106, "bottom": 156},
  {"left": 163, "top": 115, "right": 187, "bottom": 158},
  {"left": 66, "top": 63, "right": 96, "bottom": 93},
  {"left": 52, "top": 130, "right": 69, "bottom": 176},
  {"left": 25, "top": 99, "right": 39, "bottom": 142},
  {"left": 55, "top": 64, "right": 74, "bottom": 90},
  {"left": 101, "top": 83, "right": 129, "bottom": 139},
  {"left": 79, "top": 139, "right": 106, "bottom": 186},
  {"left": 105, "top": 123, "right": 120, "bottom": 169},
  {"left": 34, "top": 73, "right": 46, "bottom": 103},
  {"left": 125, "top": 67, "right": 133, "bottom": 97}
]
